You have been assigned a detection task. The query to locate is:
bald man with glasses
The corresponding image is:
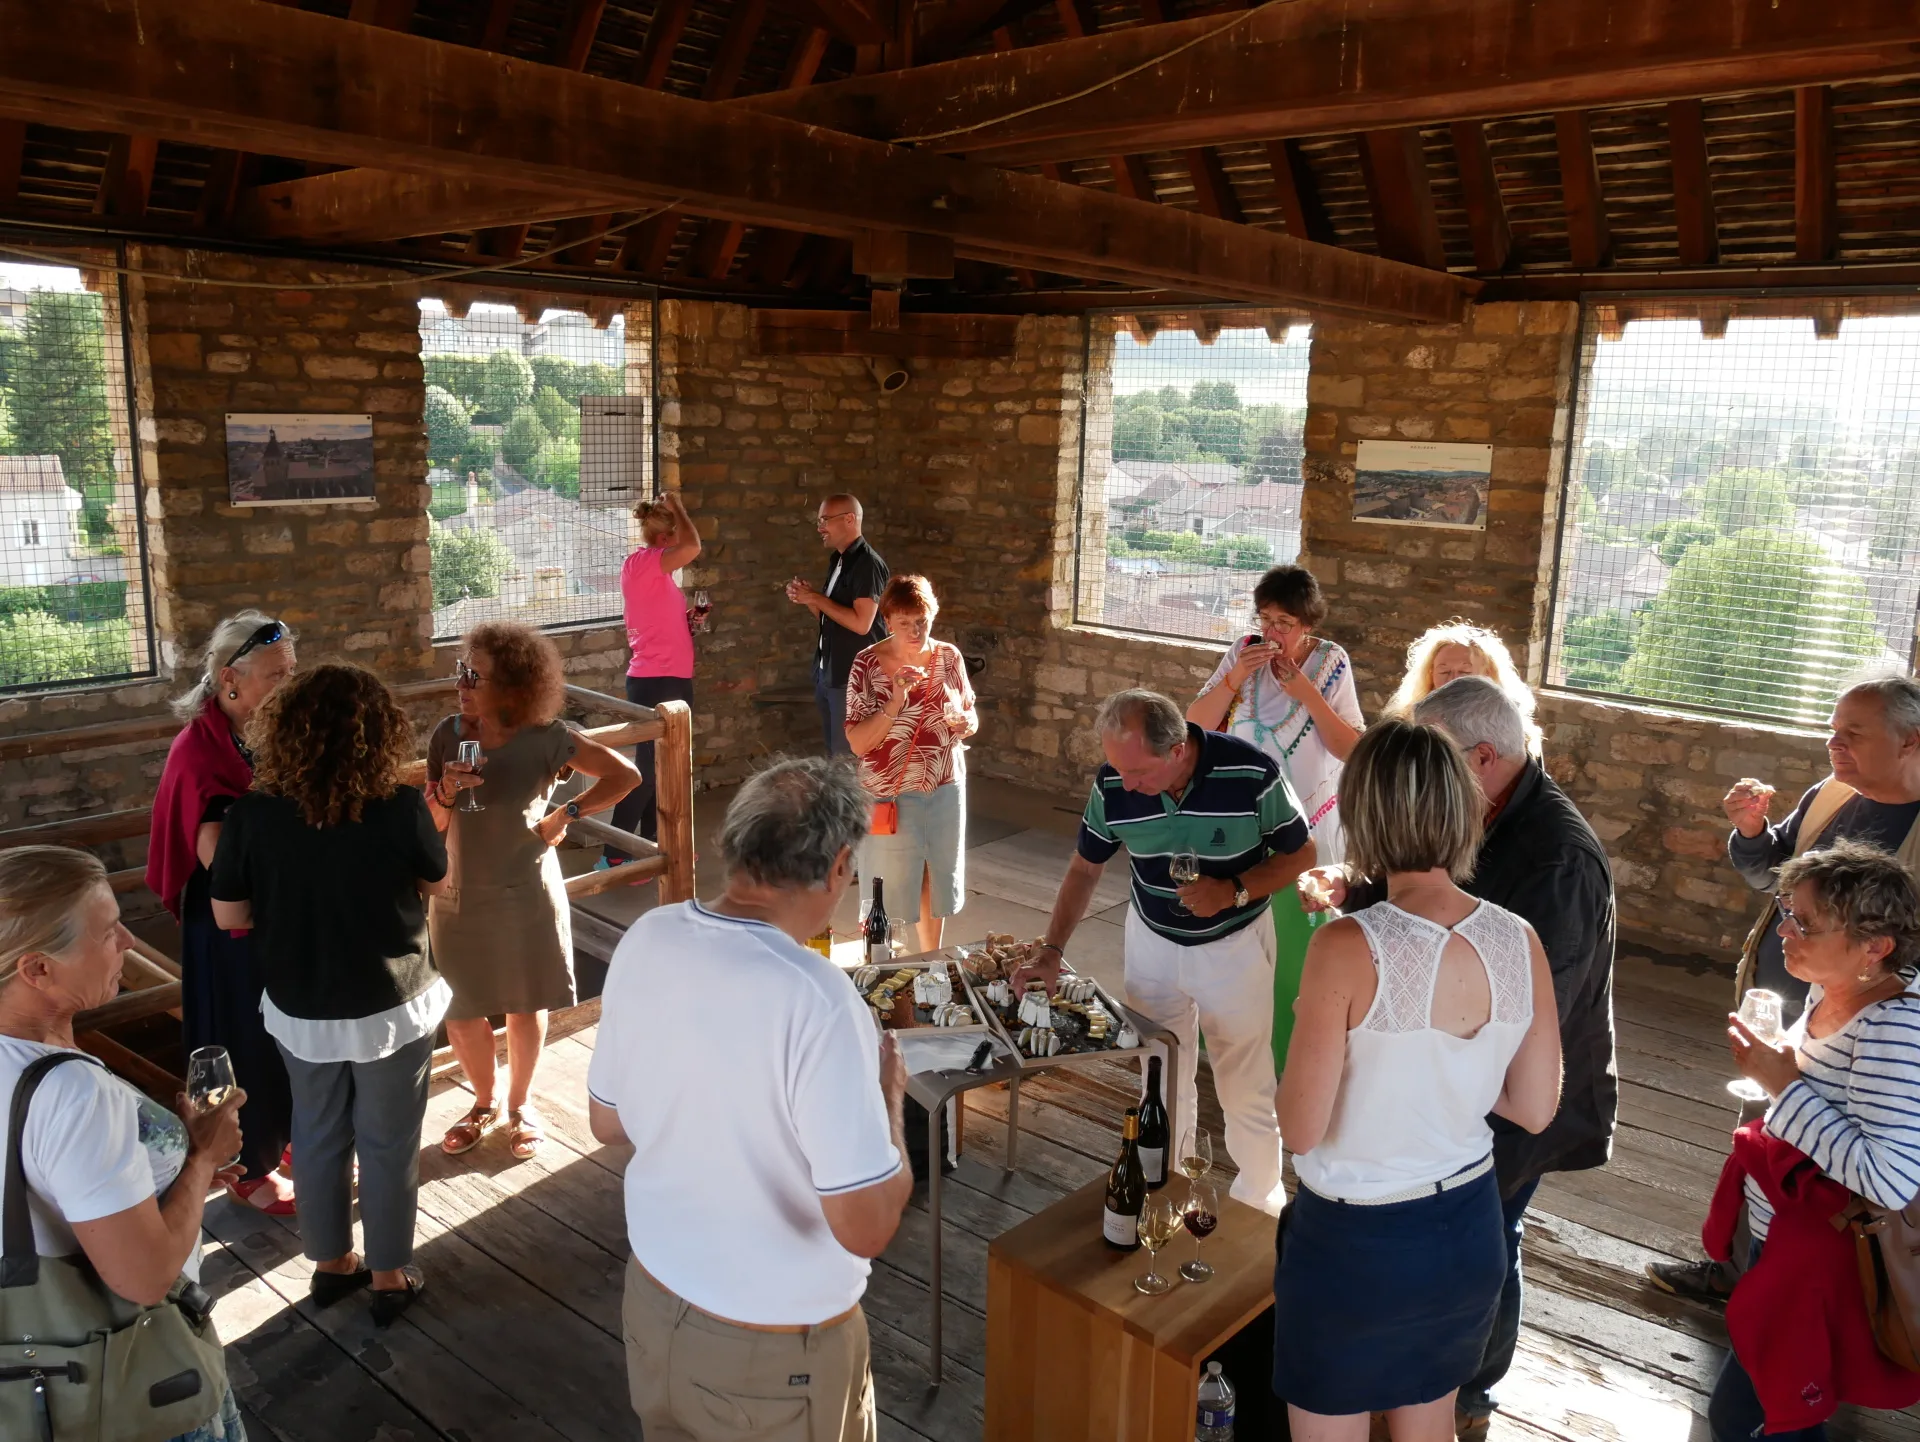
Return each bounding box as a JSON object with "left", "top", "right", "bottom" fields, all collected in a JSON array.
[{"left": 787, "top": 495, "right": 889, "bottom": 756}]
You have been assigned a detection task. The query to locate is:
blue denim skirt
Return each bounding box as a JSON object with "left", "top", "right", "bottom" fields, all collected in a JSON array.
[{"left": 1272, "top": 1167, "right": 1505, "bottom": 1416}]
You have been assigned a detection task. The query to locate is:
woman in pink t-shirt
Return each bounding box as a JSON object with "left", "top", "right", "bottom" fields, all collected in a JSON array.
[{"left": 607, "top": 491, "right": 702, "bottom": 861}]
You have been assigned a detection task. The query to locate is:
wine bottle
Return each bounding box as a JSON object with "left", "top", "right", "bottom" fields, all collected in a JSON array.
[
  {"left": 1102, "top": 1107, "right": 1146, "bottom": 1251},
  {"left": 865, "top": 878, "right": 891, "bottom": 965},
  {"left": 1137, "top": 1056, "right": 1170, "bottom": 1190}
]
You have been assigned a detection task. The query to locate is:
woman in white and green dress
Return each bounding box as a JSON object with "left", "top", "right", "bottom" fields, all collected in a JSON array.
[{"left": 1188, "top": 564, "right": 1364, "bottom": 1069}]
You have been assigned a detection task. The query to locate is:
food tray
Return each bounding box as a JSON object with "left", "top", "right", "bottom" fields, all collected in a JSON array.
[
  {"left": 951, "top": 939, "right": 1146, "bottom": 1066},
  {"left": 846, "top": 959, "right": 989, "bottom": 1033}
]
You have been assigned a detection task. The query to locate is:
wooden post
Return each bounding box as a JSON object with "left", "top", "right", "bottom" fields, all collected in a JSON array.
[{"left": 655, "top": 699, "right": 696, "bottom": 903}]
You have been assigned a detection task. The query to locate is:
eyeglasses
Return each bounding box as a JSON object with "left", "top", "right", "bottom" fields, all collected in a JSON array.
[
  {"left": 225, "top": 620, "right": 285, "bottom": 669},
  {"left": 1777, "top": 898, "right": 1840, "bottom": 939},
  {"left": 1252, "top": 613, "right": 1302, "bottom": 632},
  {"left": 816, "top": 511, "right": 855, "bottom": 528},
  {"left": 453, "top": 658, "right": 486, "bottom": 688}
]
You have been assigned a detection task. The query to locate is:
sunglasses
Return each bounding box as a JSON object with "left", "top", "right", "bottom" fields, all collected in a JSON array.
[
  {"left": 453, "top": 658, "right": 486, "bottom": 689},
  {"left": 225, "top": 620, "right": 285, "bottom": 669}
]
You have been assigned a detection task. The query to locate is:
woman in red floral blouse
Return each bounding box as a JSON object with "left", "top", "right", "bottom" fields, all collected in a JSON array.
[{"left": 845, "top": 575, "right": 979, "bottom": 952}]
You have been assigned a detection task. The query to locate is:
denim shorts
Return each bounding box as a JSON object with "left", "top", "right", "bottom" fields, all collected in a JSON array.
[{"left": 858, "top": 783, "right": 965, "bottom": 923}]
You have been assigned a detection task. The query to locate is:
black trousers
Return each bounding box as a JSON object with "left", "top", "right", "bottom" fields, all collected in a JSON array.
[{"left": 607, "top": 674, "right": 694, "bottom": 855}]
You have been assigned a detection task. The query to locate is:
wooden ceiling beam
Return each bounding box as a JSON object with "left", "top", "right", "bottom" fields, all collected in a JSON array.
[
  {"left": 478, "top": 0, "right": 516, "bottom": 50},
  {"left": 804, "top": 0, "right": 892, "bottom": 45},
  {"left": 712, "top": 25, "right": 830, "bottom": 290},
  {"left": 1555, "top": 110, "right": 1612, "bottom": 270},
  {"left": 1666, "top": 98, "right": 1718, "bottom": 266},
  {"left": 632, "top": 0, "right": 696, "bottom": 89},
  {"left": 1795, "top": 85, "right": 1838, "bottom": 264},
  {"left": 93, "top": 133, "right": 157, "bottom": 219},
  {"left": 678, "top": 0, "right": 776, "bottom": 281},
  {"left": 554, "top": 0, "right": 610, "bottom": 71},
  {"left": 735, "top": 0, "right": 1920, "bottom": 164},
  {"left": 1184, "top": 147, "right": 1244, "bottom": 225},
  {"left": 0, "top": 0, "right": 1473, "bottom": 320},
  {"left": 1109, "top": 155, "right": 1154, "bottom": 203},
  {"left": 1265, "top": 138, "right": 1332, "bottom": 245},
  {"left": 347, "top": 0, "right": 417, "bottom": 27},
  {"left": 234, "top": 170, "right": 624, "bottom": 244},
  {"left": 1449, "top": 121, "right": 1511, "bottom": 273},
  {"left": 1357, "top": 128, "right": 1446, "bottom": 270},
  {"left": 0, "top": 120, "right": 24, "bottom": 206}
]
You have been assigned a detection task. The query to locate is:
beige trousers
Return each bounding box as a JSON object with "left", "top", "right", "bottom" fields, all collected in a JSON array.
[{"left": 621, "top": 1256, "right": 877, "bottom": 1442}]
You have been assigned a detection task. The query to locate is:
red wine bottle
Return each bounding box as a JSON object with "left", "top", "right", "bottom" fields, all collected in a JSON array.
[
  {"left": 1137, "top": 1056, "right": 1170, "bottom": 1190},
  {"left": 1102, "top": 1108, "right": 1146, "bottom": 1251},
  {"left": 864, "top": 878, "right": 890, "bottom": 965}
]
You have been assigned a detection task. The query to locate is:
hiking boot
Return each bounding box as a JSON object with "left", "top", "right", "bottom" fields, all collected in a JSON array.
[
  {"left": 1645, "top": 1256, "right": 1734, "bottom": 1306},
  {"left": 1455, "top": 1411, "right": 1491, "bottom": 1441}
]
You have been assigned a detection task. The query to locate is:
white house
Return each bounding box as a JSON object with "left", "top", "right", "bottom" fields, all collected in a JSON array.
[{"left": 0, "top": 456, "right": 84, "bottom": 588}]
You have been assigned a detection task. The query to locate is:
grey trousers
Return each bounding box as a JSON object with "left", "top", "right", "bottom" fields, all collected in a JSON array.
[{"left": 278, "top": 1033, "right": 433, "bottom": 1272}]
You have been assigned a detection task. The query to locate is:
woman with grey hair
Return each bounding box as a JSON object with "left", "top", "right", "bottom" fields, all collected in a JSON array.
[
  {"left": 145, "top": 611, "right": 297, "bottom": 1213},
  {"left": 1710, "top": 838, "right": 1920, "bottom": 1439}
]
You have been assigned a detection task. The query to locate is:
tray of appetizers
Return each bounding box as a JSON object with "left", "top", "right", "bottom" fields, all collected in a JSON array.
[
  {"left": 950, "top": 936, "right": 1143, "bottom": 1064},
  {"left": 847, "top": 959, "right": 988, "bottom": 1032}
]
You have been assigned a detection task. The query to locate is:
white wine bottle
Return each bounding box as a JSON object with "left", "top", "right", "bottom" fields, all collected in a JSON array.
[{"left": 1102, "top": 1107, "right": 1146, "bottom": 1251}]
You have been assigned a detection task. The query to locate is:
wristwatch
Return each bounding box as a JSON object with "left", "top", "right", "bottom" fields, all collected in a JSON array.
[
  {"left": 1232, "top": 877, "right": 1251, "bottom": 908},
  {"left": 564, "top": 801, "right": 582, "bottom": 819}
]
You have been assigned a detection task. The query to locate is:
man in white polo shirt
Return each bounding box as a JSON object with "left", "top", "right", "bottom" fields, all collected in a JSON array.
[{"left": 588, "top": 757, "right": 910, "bottom": 1441}]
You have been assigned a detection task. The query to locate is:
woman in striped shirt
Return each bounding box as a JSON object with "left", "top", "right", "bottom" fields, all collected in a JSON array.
[{"left": 1724, "top": 838, "right": 1920, "bottom": 1442}]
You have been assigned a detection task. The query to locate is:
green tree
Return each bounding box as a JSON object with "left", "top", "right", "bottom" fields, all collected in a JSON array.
[
  {"left": 1561, "top": 609, "right": 1639, "bottom": 690},
  {"left": 424, "top": 385, "right": 472, "bottom": 468},
  {"left": 1113, "top": 403, "right": 1165, "bottom": 460},
  {"left": 0, "top": 609, "right": 130, "bottom": 688},
  {"left": 1700, "top": 469, "right": 1795, "bottom": 536},
  {"left": 8, "top": 290, "right": 117, "bottom": 542},
  {"left": 428, "top": 521, "right": 515, "bottom": 607},
  {"left": 501, "top": 406, "right": 545, "bottom": 472},
  {"left": 532, "top": 385, "right": 574, "bottom": 438},
  {"left": 535, "top": 435, "right": 580, "bottom": 499},
  {"left": 423, "top": 354, "right": 487, "bottom": 411},
  {"left": 1620, "top": 530, "right": 1883, "bottom": 723},
  {"left": 479, "top": 350, "right": 535, "bottom": 424},
  {"left": 1647, "top": 519, "right": 1719, "bottom": 569},
  {"left": 1189, "top": 380, "right": 1242, "bottom": 410}
]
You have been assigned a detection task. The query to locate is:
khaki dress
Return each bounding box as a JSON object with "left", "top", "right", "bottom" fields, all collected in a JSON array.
[{"left": 427, "top": 716, "right": 579, "bottom": 1020}]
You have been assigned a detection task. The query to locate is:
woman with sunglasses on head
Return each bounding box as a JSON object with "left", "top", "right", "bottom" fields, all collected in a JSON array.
[
  {"left": 428, "top": 623, "right": 638, "bottom": 1162},
  {"left": 1188, "top": 564, "right": 1365, "bottom": 1067},
  {"left": 146, "top": 611, "right": 298, "bottom": 1215}
]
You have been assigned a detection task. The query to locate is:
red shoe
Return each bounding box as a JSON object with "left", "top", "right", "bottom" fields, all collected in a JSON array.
[{"left": 229, "top": 1175, "right": 297, "bottom": 1216}]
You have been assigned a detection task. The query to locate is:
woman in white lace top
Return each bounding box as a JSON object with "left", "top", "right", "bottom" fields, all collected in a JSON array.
[{"left": 1273, "top": 719, "right": 1562, "bottom": 1441}]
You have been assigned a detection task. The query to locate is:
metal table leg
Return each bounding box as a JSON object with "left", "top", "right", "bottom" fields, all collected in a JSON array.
[{"left": 928, "top": 1103, "right": 944, "bottom": 1385}]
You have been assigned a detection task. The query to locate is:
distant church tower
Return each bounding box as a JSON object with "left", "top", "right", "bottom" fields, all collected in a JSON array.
[{"left": 261, "top": 428, "right": 288, "bottom": 491}]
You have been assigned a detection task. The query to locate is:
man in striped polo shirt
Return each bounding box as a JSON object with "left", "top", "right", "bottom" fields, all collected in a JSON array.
[{"left": 1018, "top": 689, "right": 1316, "bottom": 1214}]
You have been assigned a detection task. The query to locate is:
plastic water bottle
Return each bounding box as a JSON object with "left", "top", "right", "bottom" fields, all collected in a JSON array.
[{"left": 1196, "top": 1361, "right": 1235, "bottom": 1441}]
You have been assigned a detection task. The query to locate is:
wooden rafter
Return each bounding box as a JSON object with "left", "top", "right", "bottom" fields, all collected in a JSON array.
[
  {"left": 738, "top": 0, "right": 1920, "bottom": 164},
  {"left": 1109, "top": 155, "right": 1154, "bottom": 203},
  {"left": 709, "top": 26, "right": 830, "bottom": 289},
  {"left": 234, "top": 170, "right": 622, "bottom": 244},
  {"left": 0, "top": 119, "right": 24, "bottom": 206},
  {"left": 1184, "top": 148, "right": 1243, "bottom": 224},
  {"left": 1555, "top": 110, "right": 1612, "bottom": 270},
  {"left": 347, "top": 0, "right": 417, "bottom": 26},
  {"left": 632, "top": 0, "right": 696, "bottom": 89},
  {"left": 1666, "top": 98, "right": 1718, "bottom": 266},
  {"left": 479, "top": 0, "right": 517, "bottom": 50},
  {"left": 0, "top": 0, "right": 1474, "bottom": 319},
  {"left": 93, "top": 133, "right": 157, "bottom": 218},
  {"left": 1357, "top": 128, "right": 1445, "bottom": 270},
  {"left": 1795, "top": 85, "right": 1837, "bottom": 264},
  {"left": 1265, "top": 139, "right": 1332, "bottom": 245},
  {"left": 1449, "top": 121, "right": 1510, "bottom": 273},
  {"left": 676, "top": 0, "right": 774, "bottom": 281}
]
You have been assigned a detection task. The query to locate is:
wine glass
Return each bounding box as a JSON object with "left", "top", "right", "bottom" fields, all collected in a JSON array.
[
  {"left": 1180, "top": 1179, "right": 1220, "bottom": 1283},
  {"left": 1728, "top": 988, "right": 1786, "bottom": 1103},
  {"left": 691, "top": 589, "right": 713, "bottom": 633},
  {"left": 1179, "top": 1126, "right": 1214, "bottom": 1184},
  {"left": 186, "top": 1046, "right": 242, "bottom": 1165},
  {"left": 890, "top": 917, "right": 912, "bottom": 959},
  {"left": 455, "top": 739, "right": 486, "bottom": 813},
  {"left": 1168, "top": 852, "right": 1200, "bottom": 915},
  {"left": 1135, "top": 1193, "right": 1181, "bottom": 1295}
]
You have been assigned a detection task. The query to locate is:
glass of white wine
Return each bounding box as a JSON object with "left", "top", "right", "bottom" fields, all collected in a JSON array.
[
  {"left": 1135, "top": 1193, "right": 1181, "bottom": 1295},
  {"left": 1179, "top": 1125, "right": 1214, "bottom": 1185},
  {"left": 186, "top": 1046, "right": 241, "bottom": 1165},
  {"left": 1728, "top": 988, "right": 1786, "bottom": 1104},
  {"left": 1168, "top": 852, "right": 1200, "bottom": 915}
]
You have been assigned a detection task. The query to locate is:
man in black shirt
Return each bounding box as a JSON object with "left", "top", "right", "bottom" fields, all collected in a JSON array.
[
  {"left": 1303, "top": 677, "right": 1618, "bottom": 1439},
  {"left": 786, "top": 493, "right": 888, "bottom": 756}
]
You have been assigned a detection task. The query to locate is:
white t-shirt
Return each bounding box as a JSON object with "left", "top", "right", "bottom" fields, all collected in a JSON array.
[
  {"left": 588, "top": 901, "right": 901, "bottom": 1325},
  {"left": 0, "top": 1035, "right": 199, "bottom": 1282}
]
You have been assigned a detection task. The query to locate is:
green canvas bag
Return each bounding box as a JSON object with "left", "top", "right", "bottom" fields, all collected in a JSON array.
[{"left": 0, "top": 1051, "right": 228, "bottom": 1442}]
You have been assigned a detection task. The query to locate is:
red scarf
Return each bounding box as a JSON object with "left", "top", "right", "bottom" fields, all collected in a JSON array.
[{"left": 145, "top": 699, "right": 254, "bottom": 918}]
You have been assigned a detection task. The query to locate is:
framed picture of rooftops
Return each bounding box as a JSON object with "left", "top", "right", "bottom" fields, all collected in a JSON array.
[{"left": 225, "top": 413, "right": 376, "bottom": 506}]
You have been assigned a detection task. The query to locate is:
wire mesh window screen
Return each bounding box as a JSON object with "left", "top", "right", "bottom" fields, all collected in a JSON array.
[
  {"left": 419, "top": 298, "right": 649, "bottom": 640},
  {"left": 0, "top": 259, "right": 152, "bottom": 692},
  {"left": 1077, "top": 319, "right": 1310, "bottom": 642},
  {"left": 1549, "top": 303, "right": 1920, "bottom": 727}
]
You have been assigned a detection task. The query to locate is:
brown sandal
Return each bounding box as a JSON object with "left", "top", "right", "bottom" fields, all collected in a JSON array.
[
  {"left": 441, "top": 1103, "right": 501, "bottom": 1155},
  {"left": 507, "top": 1107, "right": 545, "bottom": 1161}
]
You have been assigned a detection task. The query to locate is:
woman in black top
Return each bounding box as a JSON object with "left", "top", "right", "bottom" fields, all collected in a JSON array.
[{"left": 211, "top": 664, "right": 449, "bottom": 1328}]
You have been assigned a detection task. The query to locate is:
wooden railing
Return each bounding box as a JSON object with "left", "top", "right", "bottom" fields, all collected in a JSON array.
[{"left": 0, "top": 679, "right": 696, "bottom": 1096}]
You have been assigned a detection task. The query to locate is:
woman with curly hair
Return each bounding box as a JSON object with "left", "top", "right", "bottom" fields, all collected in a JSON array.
[
  {"left": 427, "top": 622, "right": 638, "bottom": 1161},
  {"left": 1386, "top": 620, "right": 1543, "bottom": 756},
  {"left": 209, "top": 664, "right": 451, "bottom": 1328}
]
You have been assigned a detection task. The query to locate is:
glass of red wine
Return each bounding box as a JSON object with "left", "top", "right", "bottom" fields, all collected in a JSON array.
[{"left": 1180, "top": 1179, "right": 1219, "bottom": 1283}]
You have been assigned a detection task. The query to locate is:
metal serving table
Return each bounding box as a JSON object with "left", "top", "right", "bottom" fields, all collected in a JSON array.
[{"left": 860, "top": 948, "right": 1180, "bottom": 1384}]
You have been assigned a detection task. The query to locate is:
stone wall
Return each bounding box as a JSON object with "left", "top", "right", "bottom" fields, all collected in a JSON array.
[{"left": 652, "top": 299, "right": 1083, "bottom": 786}]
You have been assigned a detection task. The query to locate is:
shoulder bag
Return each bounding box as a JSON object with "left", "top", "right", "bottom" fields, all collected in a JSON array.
[
  {"left": 1845, "top": 1193, "right": 1920, "bottom": 1372},
  {"left": 0, "top": 1052, "right": 228, "bottom": 1442}
]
